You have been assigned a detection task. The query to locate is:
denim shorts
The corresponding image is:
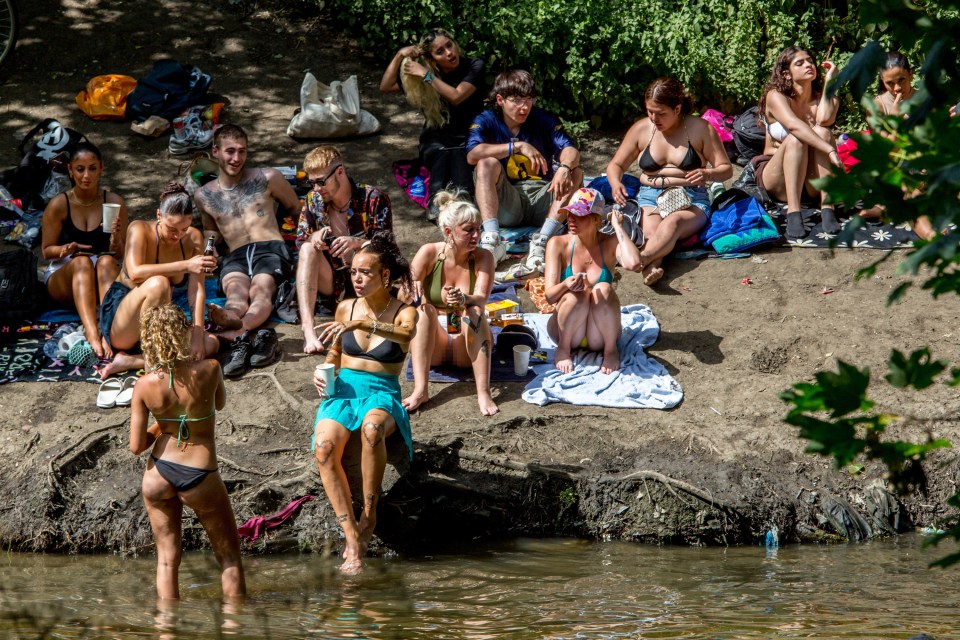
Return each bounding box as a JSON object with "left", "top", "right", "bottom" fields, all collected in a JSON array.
[{"left": 636, "top": 186, "right": 711, "bottom": 219}]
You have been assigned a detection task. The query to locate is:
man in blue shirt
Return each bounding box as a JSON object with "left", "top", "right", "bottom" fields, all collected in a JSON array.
[{"left": 466, "top": 70, "right": 582, "bottom": 276}]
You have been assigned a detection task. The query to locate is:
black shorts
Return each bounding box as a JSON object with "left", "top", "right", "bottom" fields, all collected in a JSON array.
[{"left": 220, "top": 240, "right": 291, "bottom": 284}]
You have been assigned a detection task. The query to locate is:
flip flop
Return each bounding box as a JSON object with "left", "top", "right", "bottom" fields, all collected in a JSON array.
[
  {"left": 114, "top": 376, "right": 138, "bottom": 407},
  {"left": 97, "top": 377, "right": 124, "bottom": 409}
]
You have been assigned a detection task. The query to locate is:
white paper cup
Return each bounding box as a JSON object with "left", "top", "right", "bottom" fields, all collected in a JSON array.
[
  {"left": 513, "top": 345, "right": 532, "bottom": 376},
  {"left": 102, "top": 203, "right": 121, "bottom": 233},
  {"left": 315, "top": 363, "right": 336, "bottom": 397}
]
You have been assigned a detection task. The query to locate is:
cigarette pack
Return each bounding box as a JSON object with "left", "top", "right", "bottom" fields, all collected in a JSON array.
[
  {"left": 485, "top": 299, "right": 520, "bottom": 319},
  {"left": 494, "top": 313, "right": 524, "bottom": 327}
]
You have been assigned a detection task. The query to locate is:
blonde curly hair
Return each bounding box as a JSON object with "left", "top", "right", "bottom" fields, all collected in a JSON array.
[
  {"left": 401, "top": 57, "right": 448, "bottom": 129},
  {"left": 140, "top": 304, "right": 192, "bottom": 372}
]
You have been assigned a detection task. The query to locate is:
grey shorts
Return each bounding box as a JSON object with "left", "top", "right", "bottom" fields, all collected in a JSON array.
[{"left": 487, "top": 172, "right": 554, "bottom": 227}]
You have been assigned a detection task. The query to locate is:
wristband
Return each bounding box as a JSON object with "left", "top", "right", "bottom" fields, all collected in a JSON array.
[
  {"left": 507, "top": 140, "right": 514, "bottom": 158},
  {"left": 558, "top": 163, "right": 572, "bottom": 172},
  {"left": 423, "top": 71, "right": 434, "bottom": 85}
]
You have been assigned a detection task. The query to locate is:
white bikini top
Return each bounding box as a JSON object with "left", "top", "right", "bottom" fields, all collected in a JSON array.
[{"left": 764, "top": 118, "right": 789, "bottom": 143}]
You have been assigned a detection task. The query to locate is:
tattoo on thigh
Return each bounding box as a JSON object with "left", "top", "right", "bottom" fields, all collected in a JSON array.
[
  {"left": 363, "top": 422, "right": 385, "bottom": 446},
  {"left": 480, "top": 339, "right": 490, "bottom": 355}
]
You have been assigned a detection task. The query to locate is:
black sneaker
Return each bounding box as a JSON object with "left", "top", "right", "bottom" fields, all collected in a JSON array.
[
  {"left": 249, "top": 328, "right": 280, "bottom": 368},
  {"left": 223, "top": 332, "right": 252, "bottom": 378}
]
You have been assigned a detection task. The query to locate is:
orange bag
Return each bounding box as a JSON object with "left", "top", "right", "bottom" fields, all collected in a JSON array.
[{"left": 75, "top": 75, "right": 138, "bottom": 121}]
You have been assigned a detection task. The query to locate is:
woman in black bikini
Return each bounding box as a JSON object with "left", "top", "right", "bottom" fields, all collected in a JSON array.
[
  {"left": 129, "top": 304, "right": 245, "bottom": 601},
  {"left": 312, "top": 231, "right": 418, "bottom": 574},
  {"left": 402, "top": 190, "right": 498, "bottom": 416},
  {"left": 41, "top": 141, "right": 128, "bottom": 359},
  {"left": 606, "top": 77, "right": 731, "bottom": 286},
  {"left": 99, "top": 182, "right": 219, "bottom": 379}
]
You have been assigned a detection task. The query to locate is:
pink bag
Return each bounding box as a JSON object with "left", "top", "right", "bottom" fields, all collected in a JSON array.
[{"left": 700, "top": 108, "right": 734, "bottom": 143}]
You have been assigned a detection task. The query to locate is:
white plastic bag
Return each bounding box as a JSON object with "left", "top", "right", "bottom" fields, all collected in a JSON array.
[{"left": 287, "top": 73, "right": 380, "bottom": 139}]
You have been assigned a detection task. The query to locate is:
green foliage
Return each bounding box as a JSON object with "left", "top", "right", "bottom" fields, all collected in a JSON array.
[
  {"left": 314, "top": 0, "right": 899, "bottom": 127},
  {"left": 781, "top": 351, "right": 953, "bottom": 496}
]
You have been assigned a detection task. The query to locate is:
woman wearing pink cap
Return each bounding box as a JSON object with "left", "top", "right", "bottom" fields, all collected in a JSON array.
[{"left": 543, "top": 188, "right": 641, "bottom": 374}]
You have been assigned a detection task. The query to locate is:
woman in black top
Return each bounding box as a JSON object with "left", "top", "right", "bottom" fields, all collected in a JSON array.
[
  {"left": 41, "top": 141, "right": 128, "bottom": 359},
  {"left": 380, "top": 28, "right": 486, "bottom": 217}
]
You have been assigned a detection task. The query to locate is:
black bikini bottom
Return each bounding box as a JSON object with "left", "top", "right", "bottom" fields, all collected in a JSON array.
[{"left": 152, "top": 456, "right": 216, "bottom": 492}]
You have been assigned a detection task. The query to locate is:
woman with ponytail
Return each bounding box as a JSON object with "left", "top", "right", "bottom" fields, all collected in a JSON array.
[
  {"left": 129, "top": 303, "right": 245, "bottom": 601},
  {"left": 310, "top": 230, "right": 418, "bottom": 574},
  {"left": 99, "top": 182, "right": 219, "bottom": 378},
  {"left": 380, "top": 28, "right": 486, "bottom": 217},
  {"left": 402, "top": 189, "right": 498, "bottom": 416}
]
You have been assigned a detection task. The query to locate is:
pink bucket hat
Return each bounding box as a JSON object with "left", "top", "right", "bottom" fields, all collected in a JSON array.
[{"left": 560, "top": 187, "right": 605, "bottom": 217}]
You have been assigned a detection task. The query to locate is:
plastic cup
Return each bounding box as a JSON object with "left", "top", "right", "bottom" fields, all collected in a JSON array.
[
  {"left": 315, "top": 363, "right": 336, "bottom": 397},
  {"left": 513, "top": 345, "right": 532, "bottom": 376},
  {"left": 102, "top": 203, "right": 121, "bottom": 233}
]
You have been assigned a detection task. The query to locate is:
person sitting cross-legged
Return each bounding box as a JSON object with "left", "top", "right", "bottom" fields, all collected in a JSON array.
[
  {"left": 295, "top": 146, "right": 393, "bottom": 354},
  {"left": 466, "top": 69, "right": 582, "bottom": 278}
]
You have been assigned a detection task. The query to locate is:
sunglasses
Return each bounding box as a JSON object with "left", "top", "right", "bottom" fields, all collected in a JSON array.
[{"left": 305, "top": 163, "right": 342, "bottom": 188}]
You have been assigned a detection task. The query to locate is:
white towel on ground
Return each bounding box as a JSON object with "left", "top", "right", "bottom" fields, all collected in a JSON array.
[{"left": 521, "top": 305, "right": 683, "bottom": 409}]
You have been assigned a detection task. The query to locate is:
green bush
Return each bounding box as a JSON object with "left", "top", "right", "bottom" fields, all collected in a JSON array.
[{"left": 319, "top": 0, "right": 938, "bottom": 129}]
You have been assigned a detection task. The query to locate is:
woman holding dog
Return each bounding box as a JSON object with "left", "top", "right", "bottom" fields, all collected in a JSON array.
[
  {"left": 402, "top": 190, "right": 498, "bottom": 416},
  {"left": 41, "top": 141, "right": 128, "bottom": 359},
  {"left": 380, "top": 28, "right": 486, "bottom": 216},
  {"left": 605, "top": 77, "right": 731, "bottom": 286},
  {"left": 543, "top": 188, "right": 641, "bottom": 375}
]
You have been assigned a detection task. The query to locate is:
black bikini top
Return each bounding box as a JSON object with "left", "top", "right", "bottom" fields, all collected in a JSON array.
[
  {"left": 61, "top": 190, "right": 112, "bottom": 254},
  {"left": 340, "top": 299, "right": 408, "bottom": 364},
  {"left": 638, "top": 123, "right": 703, "bottom": 173}
]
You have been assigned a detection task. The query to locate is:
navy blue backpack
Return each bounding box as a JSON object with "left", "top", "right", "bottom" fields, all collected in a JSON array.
[{"left": 126, "top": 60, "right": 212, "bottom": 121}]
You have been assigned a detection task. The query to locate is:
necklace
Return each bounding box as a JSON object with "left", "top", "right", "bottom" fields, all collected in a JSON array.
[
  {"left": 217, "top": 178, "right": 238, "bottom": 192},
  {"left": 364, "top": 298, "right": 392, "bottom": 338},
  {"left": 70, "top": 188, "right": 100, "bottom": 207}
]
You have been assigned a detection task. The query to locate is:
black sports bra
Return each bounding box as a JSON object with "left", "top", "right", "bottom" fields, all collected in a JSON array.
[
  {"left": 340, "top": 299, "right": 408, "bottom": 364},
  {"left": 638, "top": 123, "right": 703, "bottom": 173}
]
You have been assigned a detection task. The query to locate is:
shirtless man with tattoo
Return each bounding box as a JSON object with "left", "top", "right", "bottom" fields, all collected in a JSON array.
[{"left": 194, "top": 124, "right": 301, "bottom": 377}]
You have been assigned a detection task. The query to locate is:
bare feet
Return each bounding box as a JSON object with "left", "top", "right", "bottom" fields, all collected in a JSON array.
[
  {"left": 340, "top": 534, "right": 365, "bottom": 575},
  {"left": 643, "top": 266, "right": 664, "bottom": 286},
  {"left": 339, "top": 556, "right": 363, "bottom": 575},
  {"left": 99, "top": 351, "right": 143, "bottom": 379},
  {"left": 478, "top": 393, "right": 499, "bottom": 416},
  {"left": 207, "top": 303, "right": 243, "bottom": 330},
  {"left": 302, "top": 334, "right": 324, "bottom": 354},
  {"left": 554, "top": 345, "right": 574, "bottom": 373},
  {"left": 402, "top": 390, "right": 430, "bottom": 412},
  {"left": 600, "top": 349, "right": 620, "bottom": 375}
]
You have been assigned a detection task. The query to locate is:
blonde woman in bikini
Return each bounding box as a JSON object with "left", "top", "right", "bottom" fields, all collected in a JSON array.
[{"left": 129, "top": 304, "right": 245, "bottom": 601}]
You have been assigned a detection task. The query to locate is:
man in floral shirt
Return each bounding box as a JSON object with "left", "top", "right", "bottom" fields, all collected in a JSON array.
[{"left": 295, "top": 146, "right": 393, "bottom": 353}]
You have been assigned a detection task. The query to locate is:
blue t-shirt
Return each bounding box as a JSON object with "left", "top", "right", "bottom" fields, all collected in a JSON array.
[{"left": 466, "top": 107, "right": 576, "bottom": 182}]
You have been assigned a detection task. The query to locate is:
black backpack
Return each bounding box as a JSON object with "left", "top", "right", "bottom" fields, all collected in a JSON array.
[
  {"left": 732, "top": 106, "right": 765, "bottom": 164},
  {"left": 126, "top": 60, "right": 212, "bottom": 122},
  {"left": 0, "top": 248, "right": 40, "bottom": 325},
  {"left": 1, "top": 119, "right": 88, "bottom": 211}
]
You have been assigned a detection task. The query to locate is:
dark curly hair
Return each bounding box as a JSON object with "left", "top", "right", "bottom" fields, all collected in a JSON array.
[
  {"left": 758, "top": 46, "right": 822, "bottom": 119},
  {"left": 356, "top": 230, "right": 412, "bottom": 294},
  {"left": 158, "top": 181, "right": 193, "bottom": 217}
]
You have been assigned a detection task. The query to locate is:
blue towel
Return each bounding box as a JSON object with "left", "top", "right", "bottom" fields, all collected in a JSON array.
[
  {"left": 521, "top": 305, "right": 683, "bottom": 409},
  {"left": 702, "top": 195, "right": 766, "bottom": 247}
]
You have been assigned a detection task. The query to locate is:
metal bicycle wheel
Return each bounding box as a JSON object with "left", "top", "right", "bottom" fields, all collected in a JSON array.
[{"left": 0, "top": 0, "right": 17, "bottom": 71}]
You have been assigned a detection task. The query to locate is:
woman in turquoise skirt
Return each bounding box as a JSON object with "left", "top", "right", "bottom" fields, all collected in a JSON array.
[{"left": 311, "top": 231, "right": 418, "bottom": 574}]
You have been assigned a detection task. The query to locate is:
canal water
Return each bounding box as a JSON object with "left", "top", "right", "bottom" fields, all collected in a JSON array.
[{"left": 0, "top": 534, "right": 951, "bottom": 638}]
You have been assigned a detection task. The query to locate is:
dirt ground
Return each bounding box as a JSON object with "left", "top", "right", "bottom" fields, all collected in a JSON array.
[{"left": 1, "top": 0, "right": 958, "bottom": 556}]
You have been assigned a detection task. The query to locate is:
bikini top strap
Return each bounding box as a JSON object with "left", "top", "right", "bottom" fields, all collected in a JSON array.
[
  {"left": 176, "top": 416, "right": 189, "bottom": 448},
  {"left": 349, "top": 298, "right": 359, "bottom": 320},
  {"left": 149, "top": 360, "right": 175, "bottom": 388}
]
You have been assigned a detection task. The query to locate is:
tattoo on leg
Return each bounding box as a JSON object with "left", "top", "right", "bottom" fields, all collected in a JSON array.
[
  {"left": 362, "top": 421, "right": 385, "bottom": 447},
  {"left": 337, "top": 514, "right": 349, "bottom": 523},
  {"left": 480, "top": 339, "right": 490, "bottom": 355},
  {"left": 365, "top": 493, "right": 377, "bottom": 509},
  {"left": 315, "top": 439, "right": 335, "bottom": 465}
]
